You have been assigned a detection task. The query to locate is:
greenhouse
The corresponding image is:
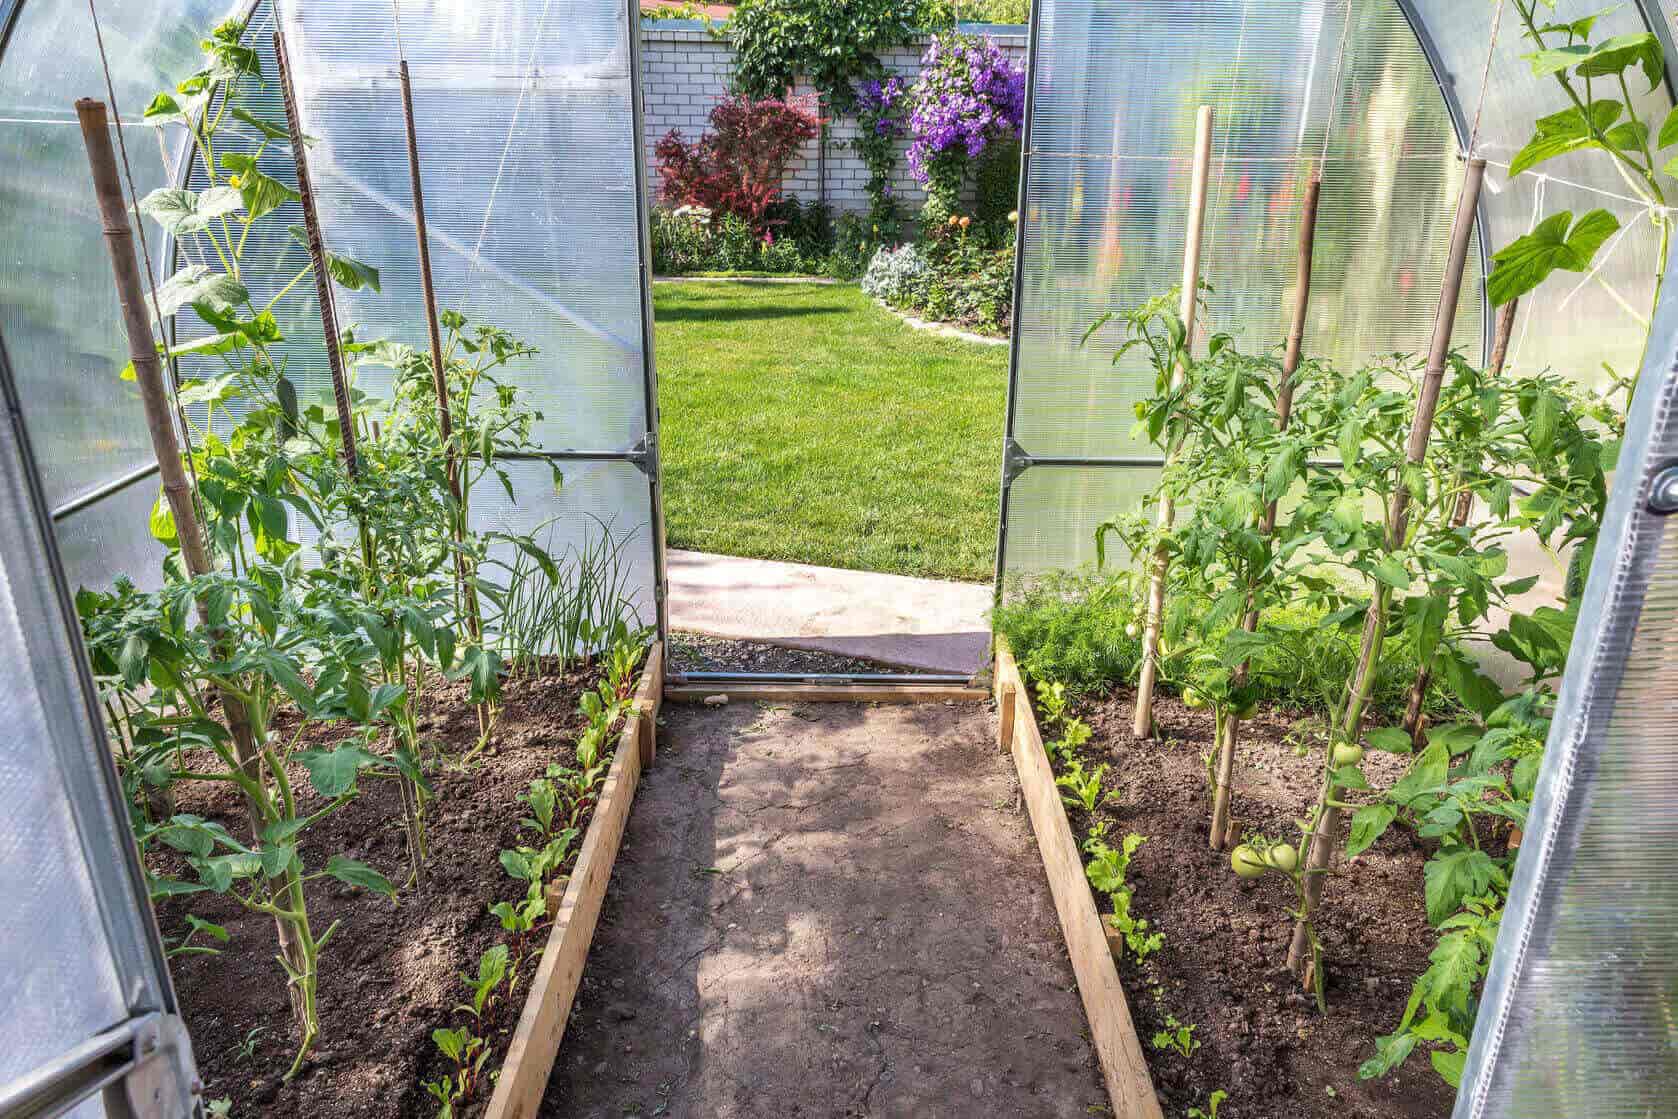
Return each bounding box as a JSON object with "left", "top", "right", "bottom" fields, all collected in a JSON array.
[{"left": 2, "top": 0, "right": 1677, "bottom": 1115}]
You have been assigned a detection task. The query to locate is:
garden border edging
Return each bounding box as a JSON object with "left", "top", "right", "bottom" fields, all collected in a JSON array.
[
  {"left": 483, "top": 640, "right": 665, "bottom": 1119},
  {"left": 873, "top": 297, "right": 1010, "bottom": 346},
  {"left": 993, "top": 637, "right": 1164, "bottom": 1119}
]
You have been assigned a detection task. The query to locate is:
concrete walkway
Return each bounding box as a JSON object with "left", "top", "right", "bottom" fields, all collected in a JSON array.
[{"left": 665, "top": 550, "right": 992, "bottom": 675}]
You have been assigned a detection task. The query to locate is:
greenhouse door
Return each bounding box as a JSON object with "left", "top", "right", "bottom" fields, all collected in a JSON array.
[
  {"left": 0, "top": 351, "right": 198, "bottom": 1117},
  {"left": 274, "top": 0, "right": 669, "bottom": 644}
]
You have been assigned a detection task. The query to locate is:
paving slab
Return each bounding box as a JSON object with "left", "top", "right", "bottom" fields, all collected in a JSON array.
[
  {"left": 541, "top": 700, "right": 1107, "bottom": 1119},
  {"left": 666, "top": 549, "right": 993, "bottom": 676}
]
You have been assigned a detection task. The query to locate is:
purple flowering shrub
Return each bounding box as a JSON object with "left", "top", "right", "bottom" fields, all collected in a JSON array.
[
  {"left": 853, "top": 75, "right": 909, "bottom": 236},
  {"left": 906, "top": 33, "right": 1025, "bottom": 217}
]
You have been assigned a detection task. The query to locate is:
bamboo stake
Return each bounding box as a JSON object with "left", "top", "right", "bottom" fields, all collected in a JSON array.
[
  {"left": 274, "top": 28, "right": 358, "bottom": 478},
  {"left": 1208, "top": 169, "right": 1324, "bottom": 850},
  {"left": 398, "top": 58, "right": 482, "bottom": 641},
  {"left": 1287, "top": 157, "right": 1488, "bottom": 977},
  {"left": 1400, "top": 297, "right": 1519, "bottom": 745},
  {"left": 1133, "top": 104, "right": 1215, "bottom": 741},
  {"left": 77, "top": 96, "right": 309, "bottom": 1013}
]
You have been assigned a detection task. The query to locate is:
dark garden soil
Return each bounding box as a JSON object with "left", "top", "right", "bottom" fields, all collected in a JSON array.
[
  {"left": 1054, "top": 686, "right": 1457, "bottom": 1119},
  {"left": 153, "top": 663, "right": 611, "bottom": 1118},
  {"left": 542, "top": 700, "right": 1109, "bottom": 1118}
]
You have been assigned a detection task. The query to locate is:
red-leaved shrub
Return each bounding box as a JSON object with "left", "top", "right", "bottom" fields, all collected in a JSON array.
[{"left": 654, "top": 93, "right": 820, "bottom": 234}]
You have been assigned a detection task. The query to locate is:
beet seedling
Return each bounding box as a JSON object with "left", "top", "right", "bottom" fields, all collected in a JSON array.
[
  {"left": 426, "top": 1025, "right": 489, "bottom": 1117},
  {"left": 455, "top": 944, "right": 510, "bottom": 1020}
]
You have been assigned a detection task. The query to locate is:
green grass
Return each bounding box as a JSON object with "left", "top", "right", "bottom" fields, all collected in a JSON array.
[{"left": 653, "top": 280, "right": 1007, "bottom": 582}]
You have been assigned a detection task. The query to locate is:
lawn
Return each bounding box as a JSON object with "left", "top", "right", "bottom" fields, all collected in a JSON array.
[{"left": 653, "top": 280, "right": 1007, "bottom": 582}]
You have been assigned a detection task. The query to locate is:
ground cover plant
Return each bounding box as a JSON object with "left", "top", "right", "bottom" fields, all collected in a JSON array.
[
  {"left": 654, "top": 279, "right": 1004, "bottom": 579},
  {"left": 76, "top": 18, "right": 651, "bottom": 1110}
]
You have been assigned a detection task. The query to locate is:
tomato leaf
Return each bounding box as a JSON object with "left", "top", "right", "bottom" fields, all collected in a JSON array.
[{"left": 324, "top": 854, "right": 397, "bottom": 900}]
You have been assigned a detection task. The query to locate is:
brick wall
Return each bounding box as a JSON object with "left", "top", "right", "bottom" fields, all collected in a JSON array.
[{"left": 639, "top": 21, "right": 1029, "bottom": 216}]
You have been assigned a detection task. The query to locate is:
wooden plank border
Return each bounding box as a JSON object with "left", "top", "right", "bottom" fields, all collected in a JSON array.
[
  {"left": 484, "top": 640, "right": 664, "bottom": 1119},
  {"left": 663, "top": 682, "right": 988, "bottom": 705},
  {"left": 994, "top": 638, "right": 1164, "bottom": 1119}
]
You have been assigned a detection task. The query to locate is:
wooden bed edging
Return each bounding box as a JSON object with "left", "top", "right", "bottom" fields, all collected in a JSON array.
[
  {"left": 994, "top": 638, "right": 1165, "bottom": 1119},
  {"left": 484, "top": 640, "right": 664, "bottom": 1119}
]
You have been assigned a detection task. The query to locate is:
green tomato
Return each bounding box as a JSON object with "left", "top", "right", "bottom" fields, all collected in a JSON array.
[
  {"left": 1231, "top": 845, "right": 1267, "bottom": 879},
  {"left": 1332, "top": 742, "right": 1365, "bottom": 768},
  {"left": 1267, "top": 843, "right": 1298, "bottom": 873}
]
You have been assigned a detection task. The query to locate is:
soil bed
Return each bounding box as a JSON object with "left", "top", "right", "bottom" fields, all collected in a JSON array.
[
  {"left": 154, "top": 662, "right": 611, "bottom": 1118},
  {"left": 1045, "top": 685, "right": 1456, "bottom": 1119}
]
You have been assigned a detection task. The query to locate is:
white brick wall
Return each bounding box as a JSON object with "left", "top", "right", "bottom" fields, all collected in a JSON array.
[{"left": 639, "top": 21, "right": 1028, "bottom": 218}]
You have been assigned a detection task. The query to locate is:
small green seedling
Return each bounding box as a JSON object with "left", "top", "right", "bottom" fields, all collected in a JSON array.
[
  {"left": 1151, "top": 1015, "right": 1200, "bottom": 1059},
  {"left": 1187, "top": 1088, "right": 1228, "bottom": 1118}
]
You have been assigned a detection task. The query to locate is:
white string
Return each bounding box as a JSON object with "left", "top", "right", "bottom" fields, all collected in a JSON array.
[
  {"left": 1509, "top": 173, "right": 1545, "bottom": 370},
  {"left": 1559, "top": 207, "right": 1646, "bottom": 315},
  {"left": 391, "top": 0, "right": 406, "bottom": 63},
  {"left": 469, "top": 0, "right": 558, "bottom": 275},
  {"left": 1201, "top": 0, "right": 1254, "bottom": 300},
  {"left": 1317, "top": 0, "right": 1355, "bottom": 169},
  {"left": 1466, "top": 0, "right": 1507, "bottom": 159}
]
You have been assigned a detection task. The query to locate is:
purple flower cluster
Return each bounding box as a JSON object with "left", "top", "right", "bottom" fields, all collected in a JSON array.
[
  {"left": 855, "top": 75, "right": 906, "bottom": 138},
  {"left": 906, "top": 34, "right": 1026, "bottom": 185}
]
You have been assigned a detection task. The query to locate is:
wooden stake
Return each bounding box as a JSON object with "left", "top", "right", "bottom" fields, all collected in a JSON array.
[
  {"left": 398, "top": 60, "right": 454, "bottom": 485},
  {"left": 1287, "top": 158, "right": 1488, "bottom": 977},
  {"left": 274, "top": 29, "right": 357, "bottom": 477},
  {"left": 77, "top": 96, "right": 308, "bottom": 1013},
  {"left": 1209, "top": 168, "right": 1324, "bottom": 850},
  {"left": 397, "top": 58, "right": 482, "bottom": 641},
  {"left": 1134, "top": 104, "right": 1215, "bottom": 741},
  {"left": 1400, "top": 297, "right": 1519, "bottom": 744}
]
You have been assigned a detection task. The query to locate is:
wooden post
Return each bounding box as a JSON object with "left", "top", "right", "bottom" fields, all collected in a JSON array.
[
  {"left": 273, "top": 29, "right": 357, "bottom": 477},
  {"left": 1287, "top": 158, "right": 1488, "bottom": 977},
  {"left": 77, "top": 96, "right": 308, "bottom": 1013},
  {"left": 1400, "top": 297, "right": 1519, "bottom": 744},
  {"left": 995, "top": 640, "right": 1021, "bottom": 754},
  {"left": 1133, "top": 104, "right": 1215, "bottom": 741},
  {"left": 1209, "top": 168, "right": 1324, "bottom": 850}
]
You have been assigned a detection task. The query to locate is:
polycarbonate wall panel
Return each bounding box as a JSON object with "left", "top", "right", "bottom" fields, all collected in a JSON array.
[
  {"left": 0, "top": 0, "right": 227, "bottom": 519},
  {"left": 55, "top": 475, "right": 170, "bottom": 591},
  {"left": 1002, "top": 465, "right": 1160, "bottom": 576},
  {"left": 1454, "top": 264, "right": 1678, "bottom": 1118},
  {"left": 1409, "top": 0, "right": 1672, "bottom": 392},
  {"left": 0, "top": 375, "right": 181, "bottom": 1109},
  {"left": 1012, "top": 0, "right": 1479, "bottom": 469},
  {"left": 466, "top": 458, "right": 658, "bottom": 630},
  {"left": 279, "top": 0, "right": 649, "bottom": 455}
]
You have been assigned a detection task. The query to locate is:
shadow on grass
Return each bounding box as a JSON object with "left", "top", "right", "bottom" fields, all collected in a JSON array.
[{"left": 655, "top": 302, "right": 850, "bottom": 324}]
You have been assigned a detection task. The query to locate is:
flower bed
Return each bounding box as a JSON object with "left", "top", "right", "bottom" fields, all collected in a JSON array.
[{"left": 861, "top": 228, "right": 1014, "bottom": 337}]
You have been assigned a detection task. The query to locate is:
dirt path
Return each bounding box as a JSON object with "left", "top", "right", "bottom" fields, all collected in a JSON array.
[{"left": 540, "top": 700, "right": 1107, "bottom": 1118}]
